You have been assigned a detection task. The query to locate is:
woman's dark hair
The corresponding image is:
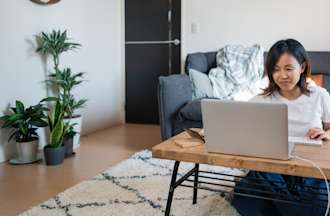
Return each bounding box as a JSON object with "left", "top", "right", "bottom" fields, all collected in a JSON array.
[{"left": 262, "top": 39, "right": 311, "bottom": 96}]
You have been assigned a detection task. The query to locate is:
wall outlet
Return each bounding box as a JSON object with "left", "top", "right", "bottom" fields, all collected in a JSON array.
[{"left": 191, "top": 22, "right": 199, "bottom": 34}]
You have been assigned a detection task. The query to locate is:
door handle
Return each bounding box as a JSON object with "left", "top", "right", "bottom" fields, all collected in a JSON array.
[{"left": 125, "top": 39, "right": 180, "bottom": 46}]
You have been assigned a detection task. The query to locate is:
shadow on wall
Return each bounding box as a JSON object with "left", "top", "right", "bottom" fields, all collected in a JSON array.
[
  {"left": 26, "top": 36, "right": 55, "bottom": 150},
  {"left": 25, "top": 37, "right": 54, "bottom": 100}
]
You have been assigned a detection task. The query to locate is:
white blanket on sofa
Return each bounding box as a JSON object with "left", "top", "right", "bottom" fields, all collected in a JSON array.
[{"left": 208, "top": 44, "right": 265, "bottom": 100}]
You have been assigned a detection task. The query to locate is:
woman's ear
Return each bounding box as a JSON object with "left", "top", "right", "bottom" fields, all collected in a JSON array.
[{"left": 301, "top": 62, "right": 306, "bottom": 74}]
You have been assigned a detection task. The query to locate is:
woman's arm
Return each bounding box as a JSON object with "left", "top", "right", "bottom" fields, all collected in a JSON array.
[{"left": 307, "top": 88, "right": 330, "bottom": 140}]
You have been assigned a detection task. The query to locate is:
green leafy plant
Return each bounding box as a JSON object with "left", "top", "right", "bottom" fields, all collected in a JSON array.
[
  {"left": 36, "top": 30, "right": 81, "bottom": 71},
  {"left": 47, "top": 101, "right": 67, "bottom": 148},
  {"left": 46, "top": 68, "right": 87, "bottom": 118},
  {"left": 65, "top": 123, "right": 78, "bottom": 138},
  {"left": 0, "top": 101, "right": 48, "bottom": 142},
  {"left": 36, "top": 30, "right": 87, "bottom": 118}
]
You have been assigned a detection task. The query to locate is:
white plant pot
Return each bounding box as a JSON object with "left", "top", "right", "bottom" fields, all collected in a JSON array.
[
  {"left": 16, "top": 139, "right": 39, "bottom": 163},
  {"left": 36, "top": 127, "right": 49, "bottom": 150},
  {"left": 64, "top": 115, "right": 83, "bottom": 149}
]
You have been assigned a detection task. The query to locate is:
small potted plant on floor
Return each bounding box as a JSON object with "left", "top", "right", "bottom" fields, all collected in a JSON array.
[
  {"left": 0, "top": 101, "right": 48, "bottom": 163},
  {"left": 63, "top": 123, "right": 77, "bottom": 157},
  {"left": 44, "top": 101, "right": 67, "bottom": 165}
]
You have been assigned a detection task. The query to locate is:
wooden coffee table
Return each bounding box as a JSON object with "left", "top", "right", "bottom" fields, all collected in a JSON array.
[{"left": 152, "top": 131, "right": 330, "bottom": 215}]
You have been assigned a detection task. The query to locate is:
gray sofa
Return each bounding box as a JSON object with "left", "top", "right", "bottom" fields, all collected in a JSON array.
[
  {"left": 158, "top": 52, "right": 217, "bottom": 140},
  {"left": 157, "top": 51, "right": 330, "bottom": 141}
]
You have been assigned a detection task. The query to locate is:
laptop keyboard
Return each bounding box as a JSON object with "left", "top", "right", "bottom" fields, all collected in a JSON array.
[{"left": 288, "top": 136, "right": 322, "bottom": 145}]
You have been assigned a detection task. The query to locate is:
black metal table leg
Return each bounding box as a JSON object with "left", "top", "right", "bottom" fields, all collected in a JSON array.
[
  {"left": 165, "top": 161, "right": 180, "bottom": 216},
  {"left": 193, "top": 163, "right": 199, "bottom": 204}
]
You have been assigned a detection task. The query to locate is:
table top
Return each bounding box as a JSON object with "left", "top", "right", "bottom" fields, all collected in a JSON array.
[{"left": 152, "top": 131, "right": 330, "bottom": 179}]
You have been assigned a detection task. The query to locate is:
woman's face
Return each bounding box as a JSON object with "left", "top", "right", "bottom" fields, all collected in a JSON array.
[{"left": 272, "top": 53, "right": 305, "bottom": 93}]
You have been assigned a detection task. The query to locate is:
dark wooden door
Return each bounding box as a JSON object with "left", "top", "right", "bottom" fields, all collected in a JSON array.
[{"left": 125, "top": 0, "right": 181, "bottom": 124}]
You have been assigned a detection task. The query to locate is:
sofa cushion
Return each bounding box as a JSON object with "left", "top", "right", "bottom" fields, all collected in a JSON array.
[
  {"left": 177, "top": 98, "right": 203, "bottom": 121},
  {"left": 189, "top": 69, "right": 214, "bottom": 100},
  {"left": 186, "top": 53, "right": 208, "bottom": 74},
  {"left": 158, "top": 74, "right": 192, "bottom": 140},
  {"left": 185, "top": 52, "right": 217, "bottom": 74}
]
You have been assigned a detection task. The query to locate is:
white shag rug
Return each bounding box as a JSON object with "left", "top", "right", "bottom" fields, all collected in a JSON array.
[{"left": 20, "top": 150, "right": 246, "bottom": 216}]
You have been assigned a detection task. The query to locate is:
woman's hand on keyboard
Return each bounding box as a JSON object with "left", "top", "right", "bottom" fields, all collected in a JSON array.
[{"left": 306, "top": 127, "right": 326, "bottom": 140}]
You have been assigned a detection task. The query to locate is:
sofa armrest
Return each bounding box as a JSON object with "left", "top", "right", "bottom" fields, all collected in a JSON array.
[{"left": 158, "top": 74, "right": 192, "bottom": 140}]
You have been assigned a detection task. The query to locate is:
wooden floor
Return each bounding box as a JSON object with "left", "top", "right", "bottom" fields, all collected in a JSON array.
[{"left": 0, "top": 123, "right": 161, "bottom": 216}]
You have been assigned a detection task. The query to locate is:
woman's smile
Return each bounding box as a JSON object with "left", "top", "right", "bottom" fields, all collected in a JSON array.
[{"left": 278, "top": 80, "right": 292, "bottom": 86}]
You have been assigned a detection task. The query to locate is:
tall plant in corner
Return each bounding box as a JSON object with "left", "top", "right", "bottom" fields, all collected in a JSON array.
[{"left": 36, "top": 30, "right": 86, "bottom": 150}]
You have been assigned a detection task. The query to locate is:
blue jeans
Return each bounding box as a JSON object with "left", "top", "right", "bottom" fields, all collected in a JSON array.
[{"left": 232, "top": 171, "right": 328, "bottom": 216}]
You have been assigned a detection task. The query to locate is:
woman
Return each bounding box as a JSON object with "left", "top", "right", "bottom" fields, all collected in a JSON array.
[{"left": 232, "top": 39, "right": 330, "bottom": 216}]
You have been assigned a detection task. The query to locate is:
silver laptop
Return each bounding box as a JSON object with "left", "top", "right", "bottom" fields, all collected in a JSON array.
[{"left": 201, "top": 99, "right": 293, "bottom": 160}]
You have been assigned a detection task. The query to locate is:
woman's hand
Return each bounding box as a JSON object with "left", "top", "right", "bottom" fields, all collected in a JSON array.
[{"left": 305, "top": 127, "right": 329, "bottom": 140}]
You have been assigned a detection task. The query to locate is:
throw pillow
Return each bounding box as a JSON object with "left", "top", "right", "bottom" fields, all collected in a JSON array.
[{"left": 189, "top": 68, "right": 214, "bottom": 100}]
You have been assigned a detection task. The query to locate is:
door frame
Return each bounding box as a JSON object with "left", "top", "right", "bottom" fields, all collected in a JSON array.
[{"left": 121, "top": 0, "right": 126, "bottom": 124}]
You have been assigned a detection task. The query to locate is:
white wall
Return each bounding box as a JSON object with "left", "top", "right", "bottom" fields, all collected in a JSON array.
[
  {"left": 182, "top": 0, "right": 330, "bottom": 61},
  {"left": 0, "top": 0, "right": 124, "bottom": 162}
]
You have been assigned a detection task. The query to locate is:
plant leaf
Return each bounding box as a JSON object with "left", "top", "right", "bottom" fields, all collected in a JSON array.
[
  {"left": 8, "top": 131, "right": 17, "bottom": 142},
  {"left": 30, "top": 119, "right": 48, "bottom": 127},
  {"left": 47, "top": 115, "right": 53, "bottom": 131},
  {"left": 40, "top": 97, "right": 58, "bottom": 103},
  {"left": 18, "top": 123, "right": 28, "bottom": 137},
  {"left": 0, "top": 115, "right": 10, "bottom": 121},
  {"left": 6, "top": 113, "right": 24, "bottom": 126},
  {"left": 50, "top": 118, "right": 64, "bottom": 147},
  {"left": 15, "top": 100, "right": 25, "bottom": 114},
  {"left": 54, "top": 101, "right": 63, "bottom": 125}
]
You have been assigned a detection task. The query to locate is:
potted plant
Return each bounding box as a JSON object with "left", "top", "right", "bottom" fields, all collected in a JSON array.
[
  {"left": 0, "top": 101, "right": 48, "bottom": 163},
  {"left": 44, "top": 101, "right": 67, "bottom": 165},
  {"left": 63, "top": 122, "right": 77, "bottom": 157},
  {"left": 47, "top": 67, "right": 86, "bottom": 149},
  {"left": 36, "top": 30, "right": 86, "bottom": 149}
]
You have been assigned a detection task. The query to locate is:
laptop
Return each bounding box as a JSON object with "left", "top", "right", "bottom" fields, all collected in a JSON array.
[{"left": 201, "top": 99, "right": 292, "bottom": 160}]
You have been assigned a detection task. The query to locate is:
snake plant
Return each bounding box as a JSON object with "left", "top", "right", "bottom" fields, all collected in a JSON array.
[{"left": 47, "top": 101, "right": 67, "bottom": 148}]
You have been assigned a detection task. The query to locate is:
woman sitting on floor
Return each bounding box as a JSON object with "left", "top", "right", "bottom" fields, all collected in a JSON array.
[{"left": 232, "top": 39, "right": 330, "bottom": 216}]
